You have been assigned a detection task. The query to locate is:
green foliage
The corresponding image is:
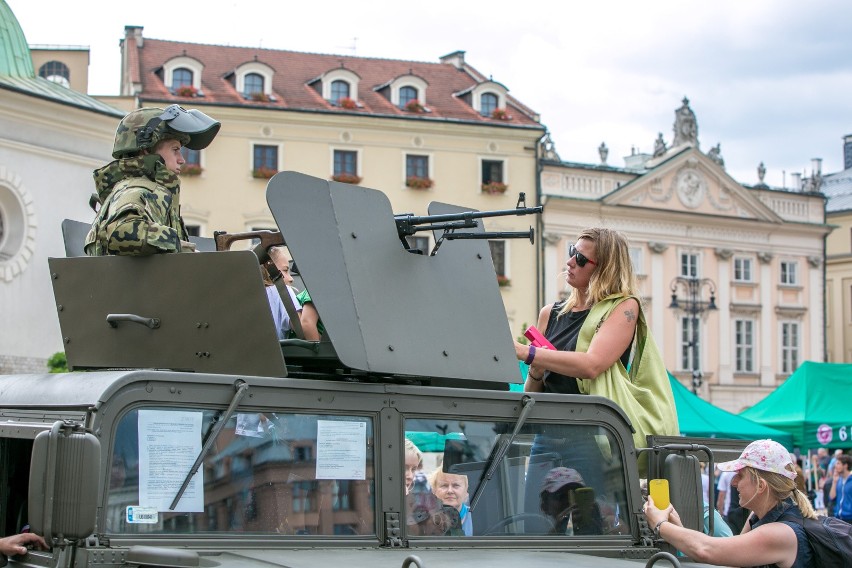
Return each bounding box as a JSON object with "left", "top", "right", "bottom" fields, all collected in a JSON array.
[
  {"left": 516, "top": 322, "right": 529, "bottom": 345},
  {"left": 47, "top": 351, "right": 68, "bottom": 373}
]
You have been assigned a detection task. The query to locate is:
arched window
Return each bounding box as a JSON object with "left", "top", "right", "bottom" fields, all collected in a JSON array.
[
  {"left": 244, "top": 73, "right": 264, "bottom": 97},
  {"left": 172, "top": 68, "right": 193, "bottom": 89},
  {"left": 38, "top": 61, "right": 70, "bottom": 88},
  {"left": 330, "top": 80, "right": 350, "bottom": 104},
  {"left": 399, "top": 86, "right": 418, "bottom": 109},
  {"left": 480, "top": 93, "right": 498, "bottom": 117}
]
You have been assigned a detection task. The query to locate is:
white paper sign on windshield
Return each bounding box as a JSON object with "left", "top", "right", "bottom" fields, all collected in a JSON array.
[
  {"left": 138, "top": 410, "right": 204, "bottom": 512},
  {"left": 315, "top": 420, "right": 367, "bottom": 480}
]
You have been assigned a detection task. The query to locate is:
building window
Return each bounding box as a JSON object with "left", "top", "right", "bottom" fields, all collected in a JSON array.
[
  {"left": 480, "top": 92, "right": 498, "bottom": 117},
  {"left": 489, "top": 240, "right": 506, "bottom": 276},
  {"left": 734, "top": 319, "right": 754, "bottom": 373},
  {"left": 292, "top": 481, "right": 317, "bottom": 513},
  {"left": 172, "top": 68, "right": 193, "bottom": 89},
  {"left": 481, "top": 160, "right": 504, "bottom": 184},
  {"left": 780, "top": 260, "right": 798, "bottom": 285},
  {"left": 405, "top": 236, "right": 429, "bottom": 254},
  {"left": 181, "top": 147, "right": 201, "bottom": 166},
  {"left": 38, "top": 61, "right": 70, "bottom": 87},
  {"left": 331, "top": 80, "right": 350, "bottom": 104},
  {"left": 629, "top": 247, "right": 644, "bottom": 275},
  {"left": 406, "top": 154, "right": 429, "bottom": 179},
  {"left": 332, "top": 480, "right": 352, "bottom": 511},
  {"left": 333, "top": 150, "right": 358, "bottom": 176},
  {"left": 244, "top": 73, "right": 264, "bottom": 97},
  {"left": 253, "top": 144, "right": 278, "bottom": 172},
  {"left": 733, "top": 257, "right": 753, "bottom": 282},
  {"left": 680, "top": 252, "right": 699, "bottom": 278},
  {"left": 680, "top": 316, "right": 700, "bottom": 371},
  {"left": 185, "top": 224, "right": 201, "bottom": 237},
  {"left": 780, "top": 321, "right": 799, "bottom": 374},
  {"left": 294, "top": 446, "right": 313, "bottom": 461},
  {"left": 399, "top": 86, "right": 418, "bottom": 109}
]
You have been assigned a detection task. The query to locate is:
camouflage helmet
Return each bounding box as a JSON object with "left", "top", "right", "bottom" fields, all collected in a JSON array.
[{"left": 112, "top": 104, "right": 221, "bottom": 159}]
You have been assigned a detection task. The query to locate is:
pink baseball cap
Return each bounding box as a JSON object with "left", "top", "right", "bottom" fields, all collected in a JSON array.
[
  {"left": 717, "top": 439, "right": 797, "bottom": 480},
  {"left": 542, "top": 467, "right": 585, "bottom": 493}
]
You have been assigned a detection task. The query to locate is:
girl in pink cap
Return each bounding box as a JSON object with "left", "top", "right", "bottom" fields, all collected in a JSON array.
[{"left": 643, "top": 439, "right": 817, "bottom": 567}]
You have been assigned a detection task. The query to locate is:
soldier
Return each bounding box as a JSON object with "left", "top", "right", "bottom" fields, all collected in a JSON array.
[{"left": 84, "top": 105, "right": 220, "bottom": 256}]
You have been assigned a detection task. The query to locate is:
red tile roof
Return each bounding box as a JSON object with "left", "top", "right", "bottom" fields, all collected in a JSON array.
[{"left": 128, "top": 35, "right": 542, "bottom": 129}]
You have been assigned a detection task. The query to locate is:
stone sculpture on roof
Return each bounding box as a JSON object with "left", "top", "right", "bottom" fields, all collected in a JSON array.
[
  {"left": 707, "top": 143, "right": 725, "bottom": 168},
  {"left": 653, "top": 133, "right": 667, "bottom": 158},
  {"left": 672, "top": 97, "right": 699, "bottom": 148}
]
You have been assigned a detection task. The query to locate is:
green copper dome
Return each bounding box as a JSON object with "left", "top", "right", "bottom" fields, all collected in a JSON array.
[{"left": 0, "top": 0, "right": 34, "bottom": 77}]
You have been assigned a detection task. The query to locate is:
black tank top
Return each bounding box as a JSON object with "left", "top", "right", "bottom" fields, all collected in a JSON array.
[{"left": 541, "top": 301, "right": 631, "bottom": 394}]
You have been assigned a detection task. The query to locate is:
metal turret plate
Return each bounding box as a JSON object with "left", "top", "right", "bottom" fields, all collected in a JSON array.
[
  {"left": 49, "top": 252, "right": 287, "bottom": 377},
  {"left": 267, "top": 171, "right": 517, "bottom": 385}
]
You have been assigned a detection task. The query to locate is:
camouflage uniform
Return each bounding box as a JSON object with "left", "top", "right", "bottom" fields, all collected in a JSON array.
[{"left": 84, "top": 154, "right": 187, "bottom": 256}]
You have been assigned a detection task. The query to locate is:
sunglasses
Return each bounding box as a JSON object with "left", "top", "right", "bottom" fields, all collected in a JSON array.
[{"left": 568, "top": 244, "right": 597, "bottom": 268}]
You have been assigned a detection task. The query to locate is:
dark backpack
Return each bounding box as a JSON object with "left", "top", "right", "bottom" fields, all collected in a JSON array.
[{"left": 781, "top": 514, "right": 852, "bottom": 568}]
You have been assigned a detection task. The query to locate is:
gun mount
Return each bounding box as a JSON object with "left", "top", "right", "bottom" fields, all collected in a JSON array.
[{"left": 394, "top": 192, "right": 541, "bottom": 255}]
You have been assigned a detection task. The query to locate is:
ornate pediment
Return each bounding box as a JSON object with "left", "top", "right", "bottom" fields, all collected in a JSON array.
[{"left": 603, "top": 149, "right": 783, "bottom": 223}]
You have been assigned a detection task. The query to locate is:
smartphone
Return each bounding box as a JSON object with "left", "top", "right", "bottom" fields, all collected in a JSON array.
[{"left": 649, "top": 478, "right": 670, "bottom": 509}]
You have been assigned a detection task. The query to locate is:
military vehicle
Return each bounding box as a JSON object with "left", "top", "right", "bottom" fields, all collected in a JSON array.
[{"left": 0, "top": 172, "right": 743, "bottom": 568}]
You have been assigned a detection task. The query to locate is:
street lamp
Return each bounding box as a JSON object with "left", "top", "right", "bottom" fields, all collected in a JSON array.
[{"left": 669, "top": 276, "right": 717, "bottom": 395}]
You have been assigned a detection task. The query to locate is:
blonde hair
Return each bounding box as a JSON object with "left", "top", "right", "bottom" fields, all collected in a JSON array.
[
  {"left": 559, "top": 228, "right": 639, "bottom": 316},
  {"left": 404, "top": 438, "right": 422, "bottom": 467},
  {"left": 744, "top": 467, "right": 817, "bottom": 519},
  {"left": 428, "top": 469, "right": 469, "bottom": 493}
]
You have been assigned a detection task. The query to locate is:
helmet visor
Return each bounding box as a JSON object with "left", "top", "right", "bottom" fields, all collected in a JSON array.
[{"left": 159, "top": 104, "right": 221, "bottom": 150}]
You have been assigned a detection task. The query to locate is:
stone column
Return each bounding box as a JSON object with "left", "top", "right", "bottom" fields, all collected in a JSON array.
[
  {"left": 715, "top": 248, "right": 733, "bottom": 385},
  {"left": 757, "top": 252, "right": 774, "bottom": 386},
  {"left": 648, "top": 242, "right": 668, "bottom": 356},
  {"left": 542, "top": 232, "right": 563, "bottom": 304},
  {"left": 808, "top": 256, "right": 824, "bottom": 362}
]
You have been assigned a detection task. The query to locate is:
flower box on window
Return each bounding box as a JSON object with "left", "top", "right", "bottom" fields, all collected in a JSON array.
[
  {"left": 491, "top": 108, "right": 511, "bottom": 120},
  {"left": 406, "top": 176, "right": 433, "bottom": 190},
  {"left": 405, "top": 99, "right": 425, "bottom": 113},
  {"left": 175, "top": 85, "right": 198, "bottom": 97},
  {"left": 250, "top": 92, "right": 271, "bottom": 102},
  {"left": 338, "top": 97, "right": 358, "bottom": 110},
  {"left": 331, "top": 173, "right": 362, "bottom": 184},
  {"left": 252, "top": 167, "right": 278, "bottom": 179},
  {"left": 481, "top": 181, "right": 508, "bottom": 194},
  {"left": 181, "top": 164, "right": 203, "bottom": 176},
  {"left": 496, "top": 275, "right": 511, "bottom": 287}
]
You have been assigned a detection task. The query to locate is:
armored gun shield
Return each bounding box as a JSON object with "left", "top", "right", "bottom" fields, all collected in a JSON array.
[{"left": 267, "top": 171, "right": 519, "bottom": 386}]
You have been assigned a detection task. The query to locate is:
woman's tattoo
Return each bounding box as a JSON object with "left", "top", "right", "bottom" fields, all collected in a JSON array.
[{"left": 624, "top": 309, "right": 636, "bottom": 322}]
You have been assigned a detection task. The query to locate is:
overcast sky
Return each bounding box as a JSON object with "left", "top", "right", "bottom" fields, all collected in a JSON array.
[{"left": 8, "top": 0, "right": 852, "bottom": 187}]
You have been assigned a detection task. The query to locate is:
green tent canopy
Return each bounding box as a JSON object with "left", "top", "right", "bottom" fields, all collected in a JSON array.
[
  {"left": 739, "top": 361, "right": 852, "bottom": 450},
  {"left": 669, "top": 373, "right": 794, "bottom": 448}
]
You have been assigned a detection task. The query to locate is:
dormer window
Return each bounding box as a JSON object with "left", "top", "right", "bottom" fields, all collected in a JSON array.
[
  {"left": 480, "top": 93, "right": 498, "bottom": 117},
  {"left": 173, "top": 68, "right": 193, "bottom": 89},
  {"left": 311, "top": 68, "right": 361, "bottom": 107},
  {"left": 244, "top": 73, "right": 264, "bottom": 97},
  {"left": 234, "top": 61, "right": 275, "bottom": 102},
  {"left": 163, "top": 56, "right": 204, "bottom": 96},
  {"left": 331, "top": 80, "right": 351, "bottom": 104},
  {"left": 399, "top": 86, "right": 418, "bottom": 110}
]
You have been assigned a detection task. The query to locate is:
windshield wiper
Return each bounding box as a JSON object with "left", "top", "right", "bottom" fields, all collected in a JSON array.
[
  {"left": 469, "top": 395, "right": 535, "bottom": 510},
  {"left": 169, "top": 380, "right": 249, "bottom": 510}
]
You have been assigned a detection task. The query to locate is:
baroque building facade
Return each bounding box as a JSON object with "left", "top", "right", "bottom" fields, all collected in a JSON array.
[{"left": 537, "top": 99, "right": 829, "bottom": 412}]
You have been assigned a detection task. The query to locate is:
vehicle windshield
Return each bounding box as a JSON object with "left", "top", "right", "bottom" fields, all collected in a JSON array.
[
  {"left": 404, "top": 418, "right": 630, "bottom": 537},
  {"left": 106, "top": 407, "right": 375, "bottom": 536}
]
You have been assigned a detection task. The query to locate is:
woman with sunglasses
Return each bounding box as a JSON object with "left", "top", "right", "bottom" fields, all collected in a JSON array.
[
  {"left": 514, "top": 228, "right": 639, "bottom": 395},
  {"left": 514, "top": 228, "right": 677, "bottom": 480}
]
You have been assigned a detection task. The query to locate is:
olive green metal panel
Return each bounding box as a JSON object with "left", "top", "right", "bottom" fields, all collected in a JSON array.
[
  {"left": 48, "top": 252, "right": 287, "bottom": 377},
  {"left": 266, "top": 171, "right": 517, "bottom": 385}
]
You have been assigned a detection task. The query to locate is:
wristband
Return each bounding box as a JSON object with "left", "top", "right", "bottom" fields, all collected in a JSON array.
[
  {"left": 525, "top": 345, "right": 536, "bottom": 365},
  {"left": 654, "top": 519, "right": 668, "bottom": 539}
]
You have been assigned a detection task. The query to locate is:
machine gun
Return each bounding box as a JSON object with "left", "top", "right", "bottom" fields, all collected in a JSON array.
[{"left": 394, "top": 192, "right": 542, "bottom": 256}]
